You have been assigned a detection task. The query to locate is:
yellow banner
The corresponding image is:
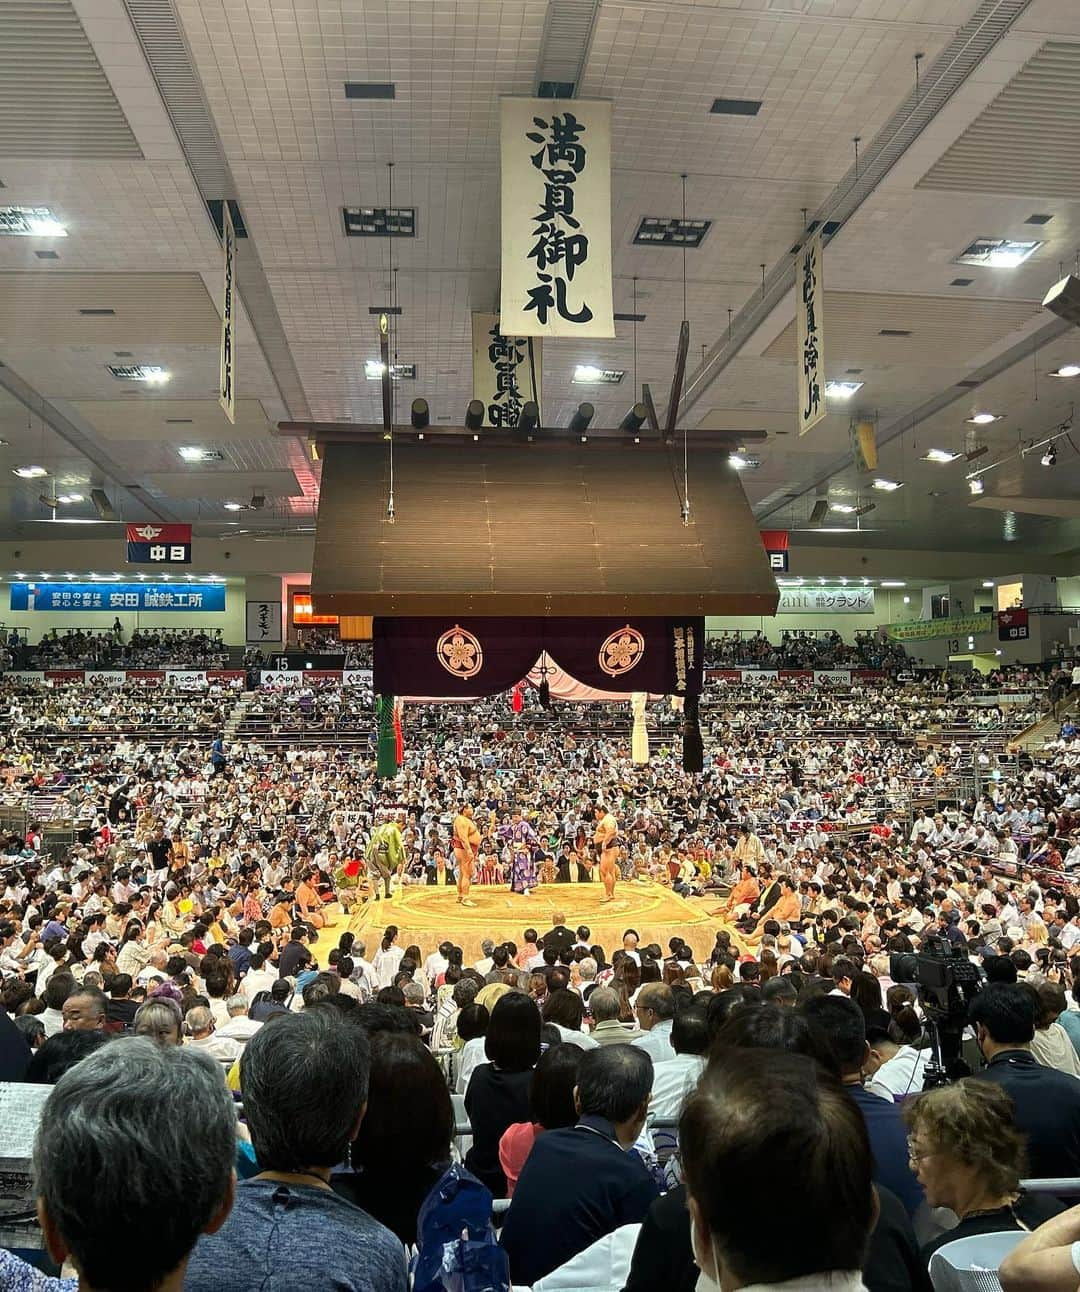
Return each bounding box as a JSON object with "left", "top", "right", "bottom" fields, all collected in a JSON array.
[{"left": 888, "top": 614, "right": 992, "bottom": 642}]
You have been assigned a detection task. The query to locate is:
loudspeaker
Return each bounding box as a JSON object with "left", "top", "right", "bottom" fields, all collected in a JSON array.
[
  {"left": 851, "top": 420, "right": 877, "bottom": 472},
  {"left": 1043, "top": 275, "right": 1080, "bottom": 327}
]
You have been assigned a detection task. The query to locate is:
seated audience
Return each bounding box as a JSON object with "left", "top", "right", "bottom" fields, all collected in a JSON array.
[
  {"left": 970, "top": 982, "right": 1080, "bottom": 1179},
  {"left": 464, "top": 991, "right": 540, "bottom": 1198},
  {"left": 184, "top": 1009, "right": 407, "bottom": 1291},
  {"left": 0, "top": 1038, "right": 235, "bottom": 1291},
  {"left": 332, "top": 1031, "right": 452, "bottom": 1245},
  {"left": 904, "top": 1078, "right": 1063, "bottom": 1259},
  {"left": 498, "top": 1041, "right": 583, "bottom": 1196},
  {"left": 499, "top": 1044, "right": 658, "bottom": 1286},
  {"left": 680, "top": 1047, "right": 877, "bottom": 1290}
]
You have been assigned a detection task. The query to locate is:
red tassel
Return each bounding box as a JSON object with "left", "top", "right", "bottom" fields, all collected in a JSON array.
[
  {"left": 393, "top": 699, "right": 404, "bottom": 765},
  {"left": 512, "top": 684, "right": 523, "bottom": 714}
]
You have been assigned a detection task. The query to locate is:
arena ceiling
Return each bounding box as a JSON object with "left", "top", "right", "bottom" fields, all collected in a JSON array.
[{"left": 0, "top": 0, "right": 1079, "bottom": 564}]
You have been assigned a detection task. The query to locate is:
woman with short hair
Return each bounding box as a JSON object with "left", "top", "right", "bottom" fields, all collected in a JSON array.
[{"left": 904, "top": 1078, "right": 1063, "bottom": 1259}]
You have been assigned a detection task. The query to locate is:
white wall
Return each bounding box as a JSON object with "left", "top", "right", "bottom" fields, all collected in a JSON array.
[{"left": 706, "top": 589, "right": 919, "bottom": 642}]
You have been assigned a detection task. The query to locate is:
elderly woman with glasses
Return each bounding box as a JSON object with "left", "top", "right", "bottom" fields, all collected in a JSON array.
[{"left": 904, "top": 1078, "right": 1063, "bottom": 1259}]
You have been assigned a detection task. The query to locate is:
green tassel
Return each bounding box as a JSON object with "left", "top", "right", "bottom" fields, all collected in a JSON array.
[{"left": 376, "top": 693, "right": 397, "bottom": 779}]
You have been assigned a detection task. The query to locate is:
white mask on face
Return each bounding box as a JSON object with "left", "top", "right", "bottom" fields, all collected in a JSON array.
[{"left": 691, "top": 1214, "right": 722, "bottom": 1292}]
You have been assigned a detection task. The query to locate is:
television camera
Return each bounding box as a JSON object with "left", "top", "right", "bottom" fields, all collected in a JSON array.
[{"left": 889, "top": 935, "right": 982, "bottom": 1087}]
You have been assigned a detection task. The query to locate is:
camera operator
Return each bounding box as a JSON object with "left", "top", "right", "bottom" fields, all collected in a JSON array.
[{"left": 970, "top": 982, "right": 1080, "bottom": 1180}]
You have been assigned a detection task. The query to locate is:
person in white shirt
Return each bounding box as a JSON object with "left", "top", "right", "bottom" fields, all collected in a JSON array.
[
  {"left": 214, "top": 994, "right": 262, "bottom": 1047},
  {"left": 473, "top": 938, "right": 496, "bottom": 978},
  {"left": 650, "top": 1009, "right": 708, "bottom": 1119},
  {"left": 424, "top": 939, "right": 452, "bottom": 984},
  {"left": 865, "top": 1012, "right": 929, "bottom": 1102},
  {"left": 241, "top": 952, "right": 277, "bottom": 1002},
  {"left": 632, "top": 983, "right": 676, "bottom": 1063},
  {"left": 183, "top": 1005, "right": 242, "bottom": 1063}
]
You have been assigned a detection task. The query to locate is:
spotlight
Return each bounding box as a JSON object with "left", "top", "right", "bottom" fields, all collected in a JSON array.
[
  {"left": 619, "top": 403, "right": 647, "bottom": 433},
  {"left": 568, "top": 403, "right": 594, "bottom": 435},
  {"left": 464, "top": 400, "right": 484, "bottom": 431},
  {"left": 854, "top": 502, "right": 876, "bottom": 517},
  {"left": 91, "top": 488, "right": 116, "bottom": 520},
  {"left": 410, "top": 397, "right": 430, "bottom": 430},
  {"left": 1042, "top": 442, "right": 1058, "bottom": 467},
  {"left": 518, "top": 401, "right": 539, "bottom": 433},
  {"left": 1043, "top": 275, "right": 1080, "bottom": 328},
  {"left": 969, "top": 478, "right": 984, "bottom": 495}
]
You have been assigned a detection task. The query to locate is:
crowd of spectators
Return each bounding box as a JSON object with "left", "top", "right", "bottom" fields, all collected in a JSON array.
[
  {"left": 704, "top": 627, "right": 910, "bottom": 671},
  {"left": 0, "top": 664, "right": 1078, "bottom": 1287},
  {"left": 9, "top": 626, "right": 230, "bottom": 671}
]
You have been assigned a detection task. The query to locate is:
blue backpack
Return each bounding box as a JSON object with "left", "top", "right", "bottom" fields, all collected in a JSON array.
[{"left": 413, "top": 1163, "right": 510, "bottom": 1292}]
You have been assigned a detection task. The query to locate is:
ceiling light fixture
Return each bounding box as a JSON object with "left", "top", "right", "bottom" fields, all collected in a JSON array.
[
  {"left": 966, "top": 413, "right": 1001, "bottom": 425},
  {"left": 1041, "top": 442, "right": 1058, "bottom": 467},
  {"left": 969, "top": 477, "right": 985, "bottom": 495},
  {"left": 0, "top": 205, "right": 67, "bottom": 237},
  {"left": 223, "top": 501, "right": 244, "bottom": 511},
  {"left": 56, "top": 493, "right": 84, "bottom": 504},
  {"left": 177, "top": 446, "right": 225, "bottom": 463},
  {"left": 364, "top": 360, "right": 416, "bottom": 380},
  {"left": 881, "top": 581, "right": 906, "bottom": 588},
  {"left": 824, "top": 380, "right": 863, "bottom": 399},
  {"left": 728, "top": 453, "right": 748, "bottom": 470},
  {"left": 982, "top": 580, "right": 995, "bottom": 588},
  {"left": 830, "top": 503, "right": 856, "bottom": 514},
  {"left": 572, "top": 365, "right": 624, "bottom": 384},
  {"left": 955, "top": 238, "right": 1042, "bottom": 269},
  {"left": 871, "top": 478, "right": 904, "bottom": 492},
  {"left": 1051, "top": 364, "right": 1080, "bottom": 378},
  {"left": 922, "top": 448, "right": 961, "bottom": 463},
  {"left": 13, "top": 465, "right": 47, "bottom": 478}
]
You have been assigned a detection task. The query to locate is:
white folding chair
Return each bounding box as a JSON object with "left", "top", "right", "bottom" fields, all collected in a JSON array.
[{"left": 928, "top": 1231, "right": 1027, "bottom": 1292}]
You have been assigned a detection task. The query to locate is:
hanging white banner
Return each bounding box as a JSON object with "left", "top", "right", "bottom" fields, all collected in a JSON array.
[
  {"left": 246, "top": 600, "right": 282, "bottom": 645},
  {"left": 259, "top": 670, "right": 302, "bottom": 688},
  {"left": 471, "top": 313, "right": 542, "bottom": 428},
  {"left": 218, "top": 201, "right": 236, "bottom": 425},
  {"left": 500, "top": 97, "right": 614, "bottom": 338},
  {"left": 343, "top": 669, "right": 373, "bottom": 687},
  {"left": 797, "top": 230, "right": 825, "bottom": 436},
  {"left": 778, "top": 587, "right": 875, "bottom": 614},
  {"left": 84, "top": 671, "right": 126, "bottom": 688}
]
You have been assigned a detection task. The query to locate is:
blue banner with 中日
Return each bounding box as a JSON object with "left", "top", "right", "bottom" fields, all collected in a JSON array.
[{"left": 10, "top": 582, "right": 226, "bottom": 612}]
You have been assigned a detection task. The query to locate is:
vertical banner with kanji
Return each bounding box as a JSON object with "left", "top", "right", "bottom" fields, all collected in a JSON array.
[
  {"left": 797, "top": 231, "right": 825, "bottom": 436},
  {"left": 500, "top": 97, "right": 614, "bottom": 338},
  {"left": 471, "top": 313, "right": 542, "bottom": 428},
  {"left": 219, "top": 201, "right": 236, "bottom": 425}
]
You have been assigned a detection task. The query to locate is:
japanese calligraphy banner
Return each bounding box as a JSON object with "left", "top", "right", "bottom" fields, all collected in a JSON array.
[
  {"left": 126, "top": 523, "right": 192, "bottom": 565},
  {"left": 797, "top": 231, "right": 825, "bottom": 436},
  {"left": 471, "top": 313, "right": 542, "bottom": 428},
  {"left": 219, "top": 199, "right": 236, "bottom": 424},
  {"left": 9, "top": 582, "right": 226, "bottom": 612},
  {"left": 887, "top": 614, "right": 992, "bottom": 642},
  {"left": 776, "top": 587, "right": 875, "bottom": 614},
  {"left": 500, "top": 97, "right": 614, "bottom": 338},
  {"left": 246, "top": 600, "right": 282, "bottom": 645}
]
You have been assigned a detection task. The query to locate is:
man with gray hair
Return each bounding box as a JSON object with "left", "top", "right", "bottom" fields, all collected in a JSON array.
[
  {"left": 588, "top": 986, "right": 642, "bottom": 1045},
  {"left": 185, "top": 1009, "right": 407, "bottom": 1291},
  {"left": 0, "top": 1038, "right": 235, "bottom": 1290},
  {"left": 185, "top": 1004, "right": 243, "bottom": 1063},
  {"left": 474, "top": 937, "right": 496, "bottom": 976},
  {"left": 217, "top": 993, "right": 262, "bottom": 1047}
]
